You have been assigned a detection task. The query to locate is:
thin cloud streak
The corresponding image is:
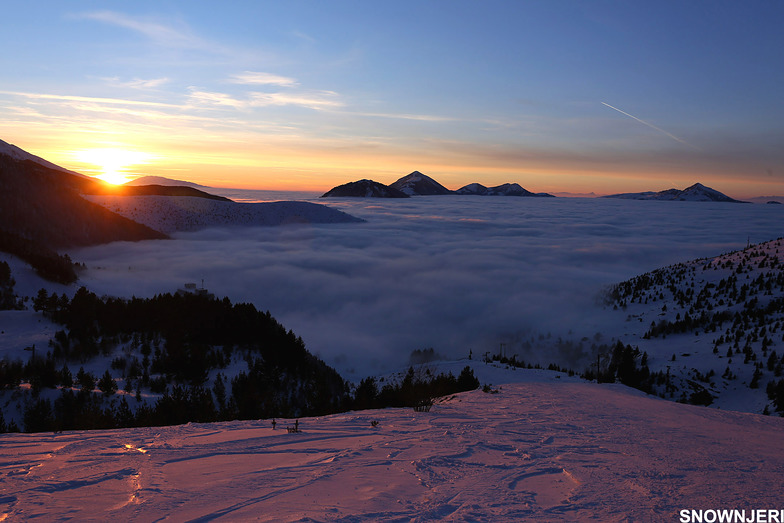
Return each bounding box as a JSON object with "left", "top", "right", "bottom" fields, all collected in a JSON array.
[
  {"left": 101, "top": 77, "right": 171, "bottom": 90},
  {"left": 79, "top": 11, "right": 209, "bottom": 50},
  {"left": 352, "top": 111, "right": 458, "bottom": 123},
  {"left": 0, "top": 90, "right": 180, "bottom": 109},
  {"left": 601, "top": 102, "right": 701, "bottom": 150},
  {"left": 187, "top": 89, "right": 343, "bottom": 111},
  {"left": 229, "top": 72, "right": 299, "bottom": 87}
]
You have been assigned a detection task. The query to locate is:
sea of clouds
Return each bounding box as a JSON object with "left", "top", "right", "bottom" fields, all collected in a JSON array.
[{"left": 72, "top": 195, "right": 783, "bottom": 379}]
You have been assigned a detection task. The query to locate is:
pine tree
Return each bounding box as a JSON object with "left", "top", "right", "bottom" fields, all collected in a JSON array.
[{"left": 98, "top": 370, "right": 118, "bottom": 396}]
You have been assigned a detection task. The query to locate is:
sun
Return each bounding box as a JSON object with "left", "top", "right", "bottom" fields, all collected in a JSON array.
[{"left": 73, "top": 148, "right": 152, "bottom": 185}]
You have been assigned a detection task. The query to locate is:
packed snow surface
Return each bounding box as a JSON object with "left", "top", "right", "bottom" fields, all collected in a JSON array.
[
  {"left": 84, "top": 195, "right": 362, "bottom": 233},
  {"left": 2, "top": 379, "right": 782, "bottom": 521}
]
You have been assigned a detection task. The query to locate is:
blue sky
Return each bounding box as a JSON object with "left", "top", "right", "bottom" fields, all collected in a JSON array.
[{"left": 1, "top": 1, "right": 782, "bottom": 196}]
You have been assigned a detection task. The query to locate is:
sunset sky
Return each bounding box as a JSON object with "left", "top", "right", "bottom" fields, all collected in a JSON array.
[{"left": 1, "top": 1, "right": 782, "bottom": 197}]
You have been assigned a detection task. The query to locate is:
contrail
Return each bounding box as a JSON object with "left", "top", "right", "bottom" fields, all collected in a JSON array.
[{"left": 601, "top": 101, "right": 699, "bottom": 150}]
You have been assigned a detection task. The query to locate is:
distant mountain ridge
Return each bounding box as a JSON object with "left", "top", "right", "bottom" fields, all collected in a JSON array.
[
  {"left": 456, "top": 182, "right": 554, "bottom": 198},
  {"left": 126, "top": 175, "right": 211, "bottom": 190},
  {"left": 323, "top": 171, "right": 554, "bottom": 198},
  {"left": 603, "top": 183, "right": 744, "bottom": 203},
  {"left": 87, "top": 183, "right": 231, "bottom": 202},
  {"left": 321, "top": 179, "right": 409, "bottom": 198}
]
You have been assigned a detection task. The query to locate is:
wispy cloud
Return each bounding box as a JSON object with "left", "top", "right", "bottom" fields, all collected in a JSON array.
[
  {"left": 102, "top": 77, "right": 171, "bottom": 90},
  {"left": 79, "top": 11, "right": 208, "bottom": 50},
  {"left": 249, "top": 91, "right": 343, "bottom": 110},
  {"left": 0, "top": 90, "right": 179, "bottom": 109},
  {"left": 353, "top": 111, "right": 457, "bottom": 123},
  {"left": 187, "top": 89, "right": 248, "bottom": 110},
  {"left": 229, "top": 72, "right": 298, "bottom": 87},
  {"left": 187, "top": 88, "right": 343, "bottom": 111},
  {"left": 290, "top": 30, "right": 317, "bottom": 44}
]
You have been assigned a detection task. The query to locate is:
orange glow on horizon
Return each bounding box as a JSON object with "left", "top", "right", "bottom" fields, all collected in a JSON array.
[
  {"left": 72, "top": 148, "right": 153, "bottom": 185},
  {"left": 9, "top": 136, "right": 778, "bottom": 200}
]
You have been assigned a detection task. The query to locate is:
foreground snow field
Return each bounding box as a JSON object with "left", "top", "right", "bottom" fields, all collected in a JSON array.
[{"left": 2, "top": 380, "right": 782, "bottom": 522}]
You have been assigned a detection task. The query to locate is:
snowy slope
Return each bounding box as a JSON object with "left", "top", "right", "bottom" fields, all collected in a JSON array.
[
  {"left": 1, "top": 380, "right": 782, "bottom": 521},
  {"left": 600, "top": 237, "right": 784, "bottom": 412},
  {"left": 84, "top": 195, "right": 363, "bottom": 233}
]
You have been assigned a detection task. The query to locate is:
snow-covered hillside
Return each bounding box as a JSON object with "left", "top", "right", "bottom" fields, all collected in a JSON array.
[
  {"left": 2, "top": 379, "right": 782, "bottom": 521},
  {"left": 601, "top": 237, "right": 784, "bottom": 413},
  {"left": 84, "top": 195, "right": 363, "bottom": 233}
]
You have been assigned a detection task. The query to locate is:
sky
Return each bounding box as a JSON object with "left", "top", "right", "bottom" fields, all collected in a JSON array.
[{"left": 1, "top": 1, "right": 783, "bottom": 197}]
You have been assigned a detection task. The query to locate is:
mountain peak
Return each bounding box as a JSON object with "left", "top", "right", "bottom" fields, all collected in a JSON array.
[
  {"left": 456, "top": 181, "right": 555, "bottom": 198},
  {"left": 389, "top": 171, "right": 451, "bottom": 195}
]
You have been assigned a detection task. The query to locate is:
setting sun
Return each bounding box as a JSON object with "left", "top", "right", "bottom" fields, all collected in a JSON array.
[{"left": 73, "top": 148, "right": 151, "bottom": 185}]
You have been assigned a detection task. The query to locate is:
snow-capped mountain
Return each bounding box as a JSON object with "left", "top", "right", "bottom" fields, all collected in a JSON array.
[
  {"left": 321, "top": 179, "right": 409, "bottom": 198},
  {"left": 603, "top": 183, "right": 743, "bottom": 202},
  {"left": 456, "top": 182, "right": 554, "bottom": 197},
  {"left": 389, "top": 171, "right": 452, "bottom": 195}
]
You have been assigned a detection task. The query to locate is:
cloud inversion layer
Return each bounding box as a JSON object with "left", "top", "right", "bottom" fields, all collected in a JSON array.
[{"left": 74, "top": 196, "right": 784, "bottom": 378}]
